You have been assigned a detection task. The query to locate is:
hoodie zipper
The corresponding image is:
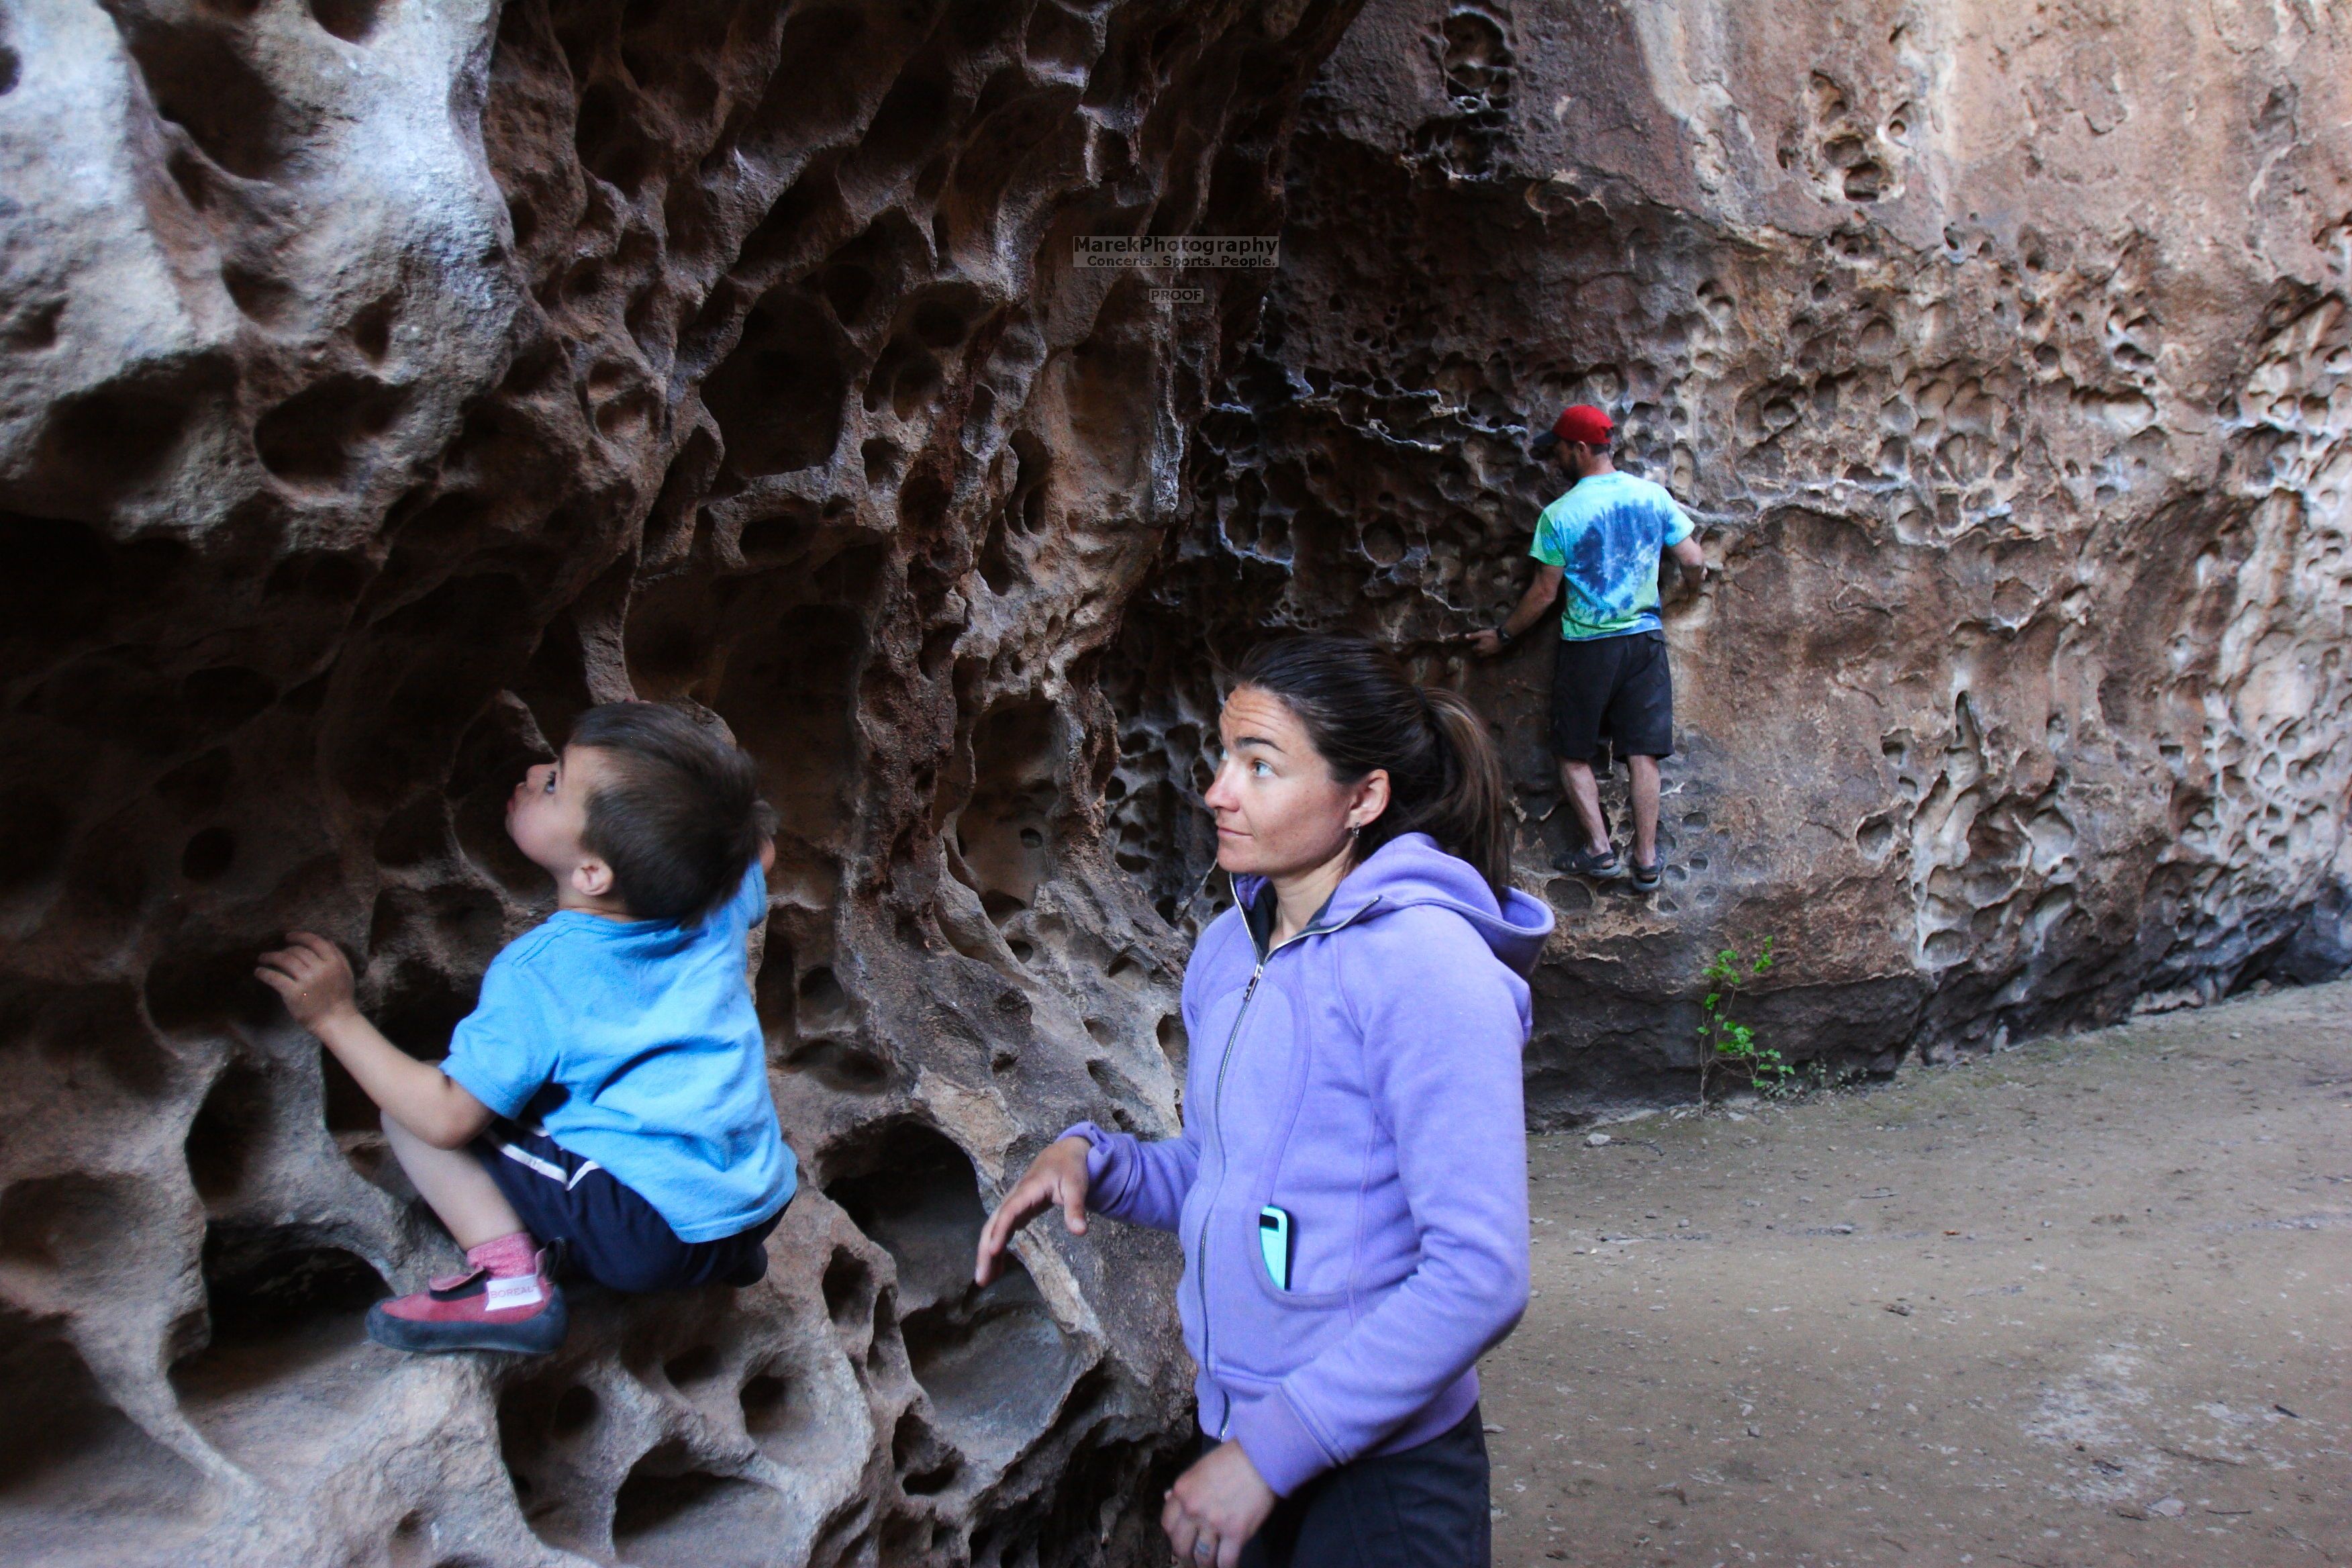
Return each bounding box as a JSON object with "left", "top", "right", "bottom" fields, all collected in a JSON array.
[{"left": 1195, "top": 880, "right": 1383, "bottom": 1436}]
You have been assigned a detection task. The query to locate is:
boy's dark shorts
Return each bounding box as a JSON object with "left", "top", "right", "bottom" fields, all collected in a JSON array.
[
  {"left": 477, "top": 1124, "right": 785, "bottom": 1295},
  {"left": 1549, "top": 630, "right": 1673, "bottom": 763}
]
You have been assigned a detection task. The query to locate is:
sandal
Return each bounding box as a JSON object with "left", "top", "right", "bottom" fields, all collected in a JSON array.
[
  {"left": 1629, "top": 859, "right": 1663, "bottom": 893},
  {"left": 1553, "top": 844, "right": 1624, "bottom": 880}
]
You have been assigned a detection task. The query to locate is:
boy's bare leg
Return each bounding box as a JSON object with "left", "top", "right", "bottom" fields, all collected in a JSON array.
[
  {"left": 1559, "top": 758, "right": 1612, "bottom": 855},
  {"left": 1628, "top": 754, "right": 1662, "bottom": 867},
  {"left": 383, "top": 1114, "right": 528, "bottom": 1251}
]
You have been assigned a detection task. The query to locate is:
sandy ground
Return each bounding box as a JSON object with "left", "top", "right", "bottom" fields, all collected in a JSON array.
[{"left": 1479, "top": 979, "right": 2352, "bottom": 1567}]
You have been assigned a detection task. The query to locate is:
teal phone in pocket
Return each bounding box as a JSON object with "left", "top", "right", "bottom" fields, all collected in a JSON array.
[{"left": 1258, "top": 1206, "right": 1292, "bottom": 1290}]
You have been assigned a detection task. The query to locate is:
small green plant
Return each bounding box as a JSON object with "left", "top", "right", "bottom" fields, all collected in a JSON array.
[{"left": 1696, "top": 937, "right": 1790, "bottom": 1106}]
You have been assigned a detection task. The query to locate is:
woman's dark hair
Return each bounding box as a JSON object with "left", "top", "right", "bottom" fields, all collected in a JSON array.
[
  {"left": 567, "top": 702, "right": 773, "bottom": 925},
  {"left": 1229, "top": 635, "right": 1512, "bottom": 898}
]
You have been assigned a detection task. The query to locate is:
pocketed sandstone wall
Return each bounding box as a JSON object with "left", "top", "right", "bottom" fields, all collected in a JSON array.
[
  {"left": 3, "top": 0, "right": 2348, "bottom": 1561},
  {"left": 0, "top": 2, "right": 1356, "bottom": 1563},
  {"left": 1111, "top": 0, "right": 2352, "bottom": 1122}
]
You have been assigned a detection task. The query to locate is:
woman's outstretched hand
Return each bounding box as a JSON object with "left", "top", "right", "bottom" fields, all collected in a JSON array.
[
  {"left": 973, "top": 1134, "right": 1093, "bottom": 1287},
  {"left": 1162, "top": 1441, "right": 1276, "bottom": 1568}
]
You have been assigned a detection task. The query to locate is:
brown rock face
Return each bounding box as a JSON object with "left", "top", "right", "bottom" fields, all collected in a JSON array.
[
  {"left": 0, "top": 2, "right": 1353, "bottom": 1563},
  {"left": 1116, "top": 0, "right": 2352, "bottom": 1120},
  {"left": 1, "top": 0, "right": 2347, "bottom": 1561}
]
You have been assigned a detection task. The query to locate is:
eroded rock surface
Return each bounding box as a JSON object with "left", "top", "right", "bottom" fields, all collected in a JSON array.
[
  {"left": 1114, "top": 0, "right": 2352, "bottom": 1120},
  {"left": 0, "top": 1, "right": 1353, "bottom": 1563},
  {"left": 2, "top": 0, "right": 2349, "bottom": 1563}
]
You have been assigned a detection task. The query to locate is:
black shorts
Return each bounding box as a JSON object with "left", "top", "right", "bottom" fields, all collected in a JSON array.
[
  {"left": 1221, "top": 1405, "right": 1491, "bottom": 1568},
  {"left": 477, "top": 1124, "right": 785, "bottom": 1294},
  {"left": 1549, "top": 629, "right": 1673, "bottom": 762}
]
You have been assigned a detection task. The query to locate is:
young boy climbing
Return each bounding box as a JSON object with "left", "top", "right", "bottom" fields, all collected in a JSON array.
[{"left": 257, "top": 702, "right": 796, "bottom": 1355}]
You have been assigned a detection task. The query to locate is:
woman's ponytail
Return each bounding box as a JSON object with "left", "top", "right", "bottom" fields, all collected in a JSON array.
[
  {"left": 1228, "top": 635, "right": 1516, "bottom": 899},
  {"left": 1414, "top": 686, "right": 1512, "bottom": 897}
]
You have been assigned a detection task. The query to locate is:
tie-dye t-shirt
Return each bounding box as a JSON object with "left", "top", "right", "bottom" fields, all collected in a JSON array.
[{"left": 1529, "top": 471, "right": 1696, "bottom": 640}]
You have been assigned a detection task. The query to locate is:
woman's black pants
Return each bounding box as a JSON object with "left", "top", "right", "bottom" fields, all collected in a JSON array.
[{"left": 1214, "top": 1405, "right": 1491, "bottom": 1568}]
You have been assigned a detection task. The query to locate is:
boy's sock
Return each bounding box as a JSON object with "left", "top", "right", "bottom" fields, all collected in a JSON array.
[
  {"left": 366, "top": 1230, "right": 568, "bottom": 1357},
  {"left": 467, "top": 1230, "right": 540, "bottom": 1280}
]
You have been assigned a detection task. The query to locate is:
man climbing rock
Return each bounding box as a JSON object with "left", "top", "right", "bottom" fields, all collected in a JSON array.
[{"left": 1467, "top": 405, "right": 1706, "bottom": 893}]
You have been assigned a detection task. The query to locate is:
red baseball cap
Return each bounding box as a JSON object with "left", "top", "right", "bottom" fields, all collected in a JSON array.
[{"left": 1530, "top": 403, "right": 1614, "bottom": 452}]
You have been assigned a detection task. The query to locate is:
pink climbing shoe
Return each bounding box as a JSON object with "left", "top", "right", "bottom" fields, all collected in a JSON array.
[{"left": 367, "top": 1242, "right": 567, "bottom": 1355}]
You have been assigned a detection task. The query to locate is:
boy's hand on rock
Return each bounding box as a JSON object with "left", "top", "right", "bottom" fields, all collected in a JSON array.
[
  {"left": 973, "top": 1134, "right": 1092, "bottom": 1287},
  {"left": 256, "top": 932, "right": 358, "bottom": 1030}
]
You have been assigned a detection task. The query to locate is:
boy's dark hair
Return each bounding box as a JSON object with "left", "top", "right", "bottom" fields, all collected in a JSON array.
[{"left": 567, "top": 702, "right": 772, "bottom": 925}]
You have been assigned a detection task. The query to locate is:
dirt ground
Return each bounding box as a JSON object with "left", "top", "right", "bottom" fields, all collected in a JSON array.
[{"left": 1479, "top": 979, "right": 2352, "bottom": 1567}]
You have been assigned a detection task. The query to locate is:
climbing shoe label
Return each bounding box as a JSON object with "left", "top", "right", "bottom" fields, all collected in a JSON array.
[{"left": 487, "top": 1276, "right": 546, "bottom": 1311}]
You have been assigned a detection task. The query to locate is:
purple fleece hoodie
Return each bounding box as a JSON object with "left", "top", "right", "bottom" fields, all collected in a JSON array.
[{"left": 1065, "top": 832, "right": 1553, "bottom": 1496}]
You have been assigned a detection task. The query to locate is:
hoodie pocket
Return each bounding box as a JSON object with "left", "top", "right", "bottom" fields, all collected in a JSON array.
[
  {"left": 1238, "top": 1196, "right": 1352, "bottom": 1309},
  {"left": 1247, "top": 1169, "right": 1365, "bottom": 1310},
  {"left": 1212, "top": 1200, "right": 1355, "bottom": 1382}
]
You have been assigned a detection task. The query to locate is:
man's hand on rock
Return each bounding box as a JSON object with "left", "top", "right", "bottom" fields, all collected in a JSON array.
[{"left": 1463, "top": 627, "right": 1506, "bottom": 658}]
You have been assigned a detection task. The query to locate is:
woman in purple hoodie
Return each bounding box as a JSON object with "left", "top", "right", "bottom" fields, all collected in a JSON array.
[{"left": 975, "top": 635, "right": 1553, "bottom": 1567}]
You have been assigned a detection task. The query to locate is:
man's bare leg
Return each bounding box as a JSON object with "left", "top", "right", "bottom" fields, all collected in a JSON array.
[
  {"left": 1628, "top": 754, "right": 1662, "bottom": 869},
  {"left": 1559, "top": 758, "right": 1612, "bottom": 856},
  {"left": 383, "top": 1112, "right": 528, "bottom": 1251}
]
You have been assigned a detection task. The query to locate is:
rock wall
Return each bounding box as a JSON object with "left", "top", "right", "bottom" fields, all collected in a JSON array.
[
  {"left": 1112, "top": 0, "right": 2352, "bottom": 1122},
  {"left": 3, "top": 0, "right": 2349, "bottom": 1562},
  {"left": 0, "top": 1, "right": 1356, "bottom": 1563}
]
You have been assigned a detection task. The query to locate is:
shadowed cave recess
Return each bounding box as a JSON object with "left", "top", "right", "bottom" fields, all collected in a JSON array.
[{"left": 0, "top": 0, "right": 2347, "bottom": 1564}]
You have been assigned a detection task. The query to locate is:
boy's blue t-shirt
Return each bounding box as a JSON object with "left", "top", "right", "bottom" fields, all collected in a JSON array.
[
  {"left": 442, "top": 863, "right": 796, "bottom": 1243},
  {"left": 1529, "top": 471, "right": 1696, "bottom": 640}
]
